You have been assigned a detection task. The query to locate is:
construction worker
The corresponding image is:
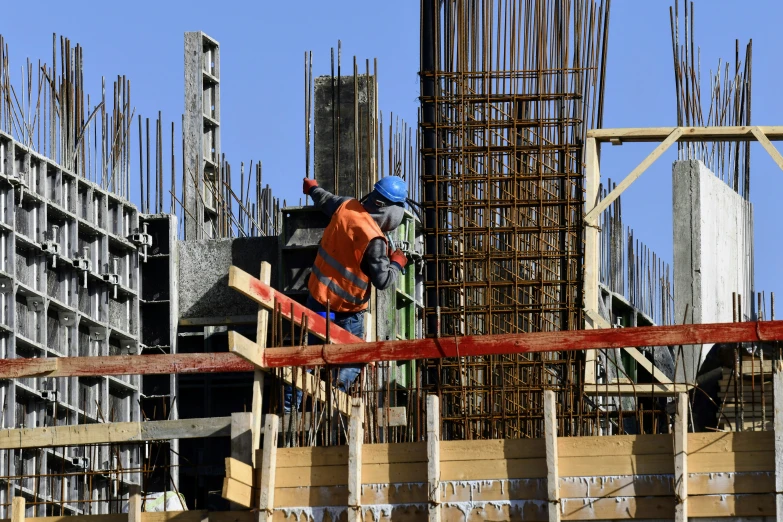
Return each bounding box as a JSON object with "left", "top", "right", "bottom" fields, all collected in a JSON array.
[{"left": 283, "top": 175, "right": 409, "bottom": 413}]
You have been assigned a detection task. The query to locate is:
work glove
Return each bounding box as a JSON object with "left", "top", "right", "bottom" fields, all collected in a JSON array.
[
  {"left": 303, "top": 178, "right": 318, "bottom": 195},
  {"left": 389, "top": 249, "right": 408, "bottom": 272}
]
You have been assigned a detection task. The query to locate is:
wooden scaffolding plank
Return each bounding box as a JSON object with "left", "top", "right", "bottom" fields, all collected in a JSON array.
[
  {"left": 583, "top": 383, "right": 694, "bottom": 396},
  {"left": 0, "top": 352, "right": 255, "bottom": 379},
  {"left": 586, "top": 125, "right": 783, "bottom": 143},
  {"left": 257, "top": 320, "right": 783, "bottom": 369},
  {"left": 0, "top": 417, "right": 232, "bottom": 450},
  {"left": 279, "top": 407, "right": 407, "bottom": 431},
  {"left": 3, "top": 320, "right": 783, "bottom": 378},
  {"left": 228, "top": 266, "right": 363, "bottom": 345}
]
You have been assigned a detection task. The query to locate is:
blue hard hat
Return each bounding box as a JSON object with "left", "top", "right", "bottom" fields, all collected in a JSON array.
[{"left": 373, "top": 176, "right": 407, "bottom": 204}]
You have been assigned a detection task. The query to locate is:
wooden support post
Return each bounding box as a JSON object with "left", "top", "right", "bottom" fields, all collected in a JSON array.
[
  {"left": 258, "top": 414, "right": 279, "bottom": 522},
  {"left": 252, "top": 262, "right": 271, "bottom": 468},
  {"left": 674, "top": 392, "right": 688, "bottom": 522},
  {"left": 230, "top": 412, "right": 254, "bottom": 465},
  {"left": 128, "top": 485, "right": 142, "bottom": 522},
  {"left": 11, "top": 497, "right": 25, "bottom": 522},
  {"left": 583, "top": 137, "right": 600, "bottom": 383},
  {"left": 427, "top": 395, "right": 441, "bottom": 522},
  {"left": 544, "top": 390, "right": 560, "bottom": 522},
  {"left": 348, "top": 398, "right": 364, "bottom": 522},
  {"left": 774, "top": 360, "right": 783, "bottom": 519}
]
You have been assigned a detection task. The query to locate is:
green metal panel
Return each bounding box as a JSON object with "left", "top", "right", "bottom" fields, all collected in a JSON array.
[{"left": 387, "top": 210, "right": 422, "bottom": 388}]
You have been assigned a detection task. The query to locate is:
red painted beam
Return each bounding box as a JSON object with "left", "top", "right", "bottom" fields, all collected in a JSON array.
[
  {"left": 1, "top": 320, "right": 781, "bottom": 378},
  {"left": 228, "top": 266, "right": 364, "bottom": 345},
  {"left": 259, "top": 320, "right": 783, "bottom": 367}
]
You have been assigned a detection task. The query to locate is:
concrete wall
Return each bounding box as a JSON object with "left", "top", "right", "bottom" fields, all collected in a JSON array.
[
  {"left": 673, "top": 160, "right": 754, "bottom": 382},
  {"left": 178, "top": 237, "right": 278, "bottom": 318}
]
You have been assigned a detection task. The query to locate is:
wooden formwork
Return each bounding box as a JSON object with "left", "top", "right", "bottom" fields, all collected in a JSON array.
[{"left": 222, "top": 393, "right": 778, "bottom": 521}]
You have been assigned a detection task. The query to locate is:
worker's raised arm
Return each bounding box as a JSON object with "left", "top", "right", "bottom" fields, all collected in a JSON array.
[
  {"left": 303, "top": 178, "right": 349, "bottom": 217},
  {"left": 360, "top": 238, "right": 407, "bottom": 290}
]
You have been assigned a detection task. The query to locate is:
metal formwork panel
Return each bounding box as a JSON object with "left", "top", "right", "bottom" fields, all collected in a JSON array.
[
  {"left": 0, "top": 130, "right": 143, "bottom": 516},
  {"left": 139, "top": 213, "right": 180, "bottom": 490}
]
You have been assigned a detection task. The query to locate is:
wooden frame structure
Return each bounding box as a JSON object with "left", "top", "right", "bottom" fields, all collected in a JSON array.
[
  {"left": 2, "top": 252, "right": 783, "bottom": 519},
  {"left": 217, "top": 385, "right": 783, "bottom": 520},
  {"left": 583, "top": 126, "right": 783, "bottom": 396},
  {"left": 4, "top": 370, "right": 783, "bottom": 520}
]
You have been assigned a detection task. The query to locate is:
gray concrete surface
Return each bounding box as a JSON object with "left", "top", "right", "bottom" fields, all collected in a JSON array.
[
  {"left": 672, "top": 160, "right": 754, "bottom": 382},
  {"left": 178, "top": 236, "right": 278, "bottom": 318},
  {"left": 313, "top": 74, "right": 376, "bottom": 198}
]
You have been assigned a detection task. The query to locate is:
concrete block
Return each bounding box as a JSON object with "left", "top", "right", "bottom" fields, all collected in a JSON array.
[
  {"left": 672, "top": 160, "right": 754, "bottom": 382},
  {"left": 178, "top": 237, "right": 279, "bottom": 318},
  {"left": 313, "top": 74, "right": 376, "bottom": 198}
]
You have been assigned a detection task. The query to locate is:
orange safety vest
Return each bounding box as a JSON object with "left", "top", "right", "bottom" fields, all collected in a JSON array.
[{"left": 308, "top": 199, "right": 386, "bottom": 312}]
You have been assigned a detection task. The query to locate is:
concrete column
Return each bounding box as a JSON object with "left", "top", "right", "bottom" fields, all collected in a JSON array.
[
  {"left": 313, "top": 74, "right": 376, "bottom": 199},
  {"left": 672, "top": 160, "right": 754, "bottom": 382},
  {"left": 184, "top": 32, "right": 220, "bottom": 240}
]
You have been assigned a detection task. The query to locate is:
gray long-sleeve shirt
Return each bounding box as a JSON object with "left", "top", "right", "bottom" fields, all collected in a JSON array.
[{"left": 310, "top": 186, "right": 401, "bottom": 291}]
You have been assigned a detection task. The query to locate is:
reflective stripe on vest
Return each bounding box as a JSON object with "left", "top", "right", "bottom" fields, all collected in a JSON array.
[
  {"left": 308, "top": 199, "right": 385, "bottom": 312},
  {"left": 310, "top": 264, "right": 370, "bottom": 306},
  {"left": 316, "top": 245, "right": 369, "bottom": 292}
]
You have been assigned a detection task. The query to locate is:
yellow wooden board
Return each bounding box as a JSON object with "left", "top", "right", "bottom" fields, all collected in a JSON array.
[
  {"left": 225, "top": 457, "right": 254, "bottom": 486},
  {"left": 560, "top": 453, "right": 673, "bottom": 477},
  {"left": 688, "top": 493, "right": 773, "bottom": 517},
  {"left": 222, "top": 477, "right": 254, "bottom": 508},
  {"left": 274, "top": 441, "right": 426, "bottom": 468}
]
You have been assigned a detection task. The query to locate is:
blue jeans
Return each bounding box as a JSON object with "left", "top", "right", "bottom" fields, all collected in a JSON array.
[{"left": 283, "top": 296, "right": 365, "bottom": 413}]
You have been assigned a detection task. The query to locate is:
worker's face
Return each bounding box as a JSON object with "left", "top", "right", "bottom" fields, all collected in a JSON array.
[{"left": 365, "top": 198, "right": 405, "bottom": 232}]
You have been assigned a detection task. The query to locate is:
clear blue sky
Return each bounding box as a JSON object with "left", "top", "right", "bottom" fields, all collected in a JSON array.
[{"left": 1, "top": 1, "right": 780, "bottom": 311}]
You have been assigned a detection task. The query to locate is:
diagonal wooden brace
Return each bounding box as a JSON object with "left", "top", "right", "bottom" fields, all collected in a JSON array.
[{"left": 228, "top": 266, "right": 364, "bottom": 346}]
